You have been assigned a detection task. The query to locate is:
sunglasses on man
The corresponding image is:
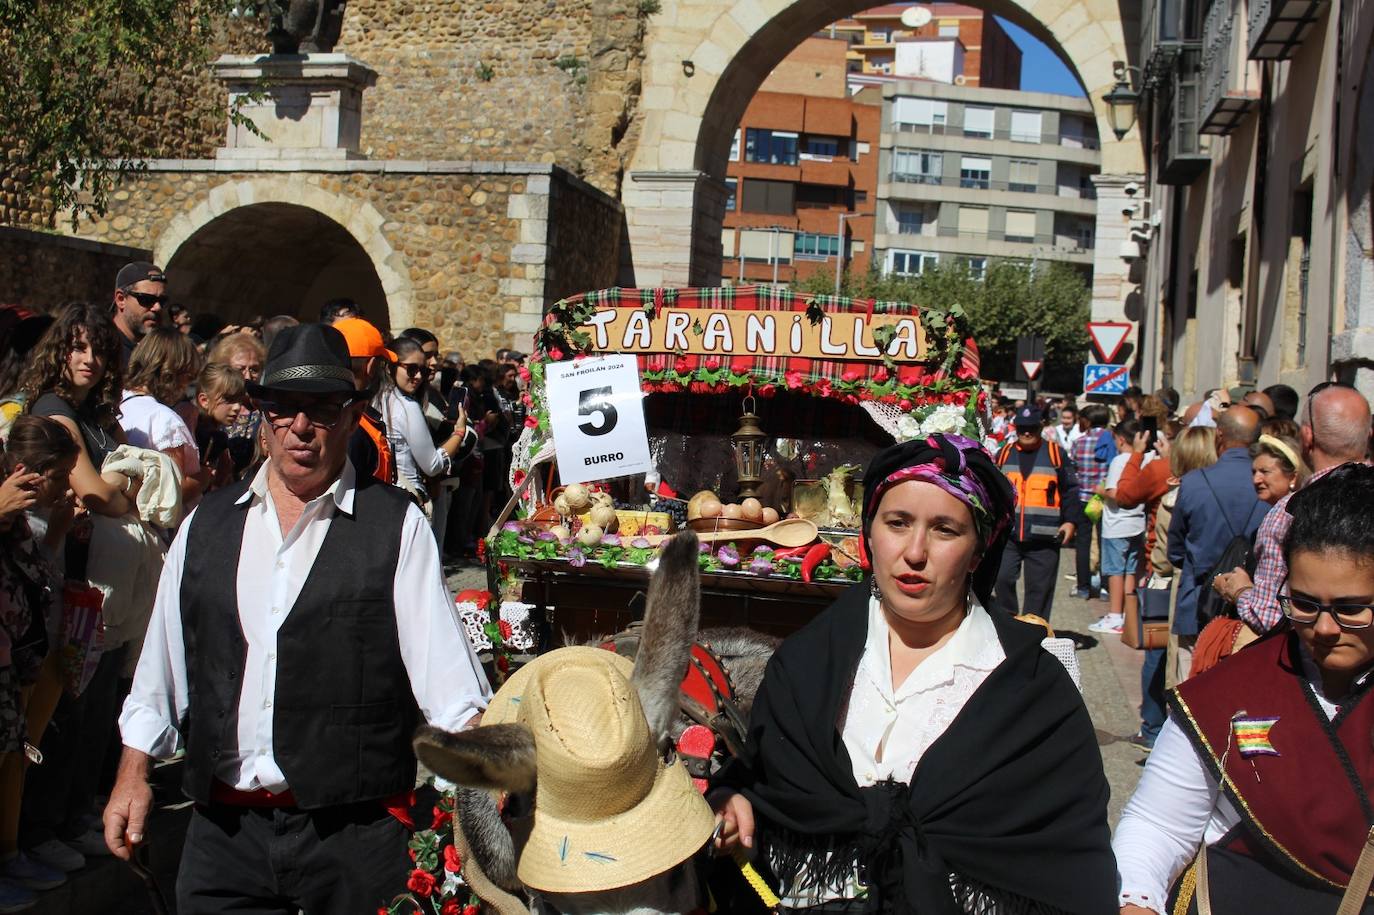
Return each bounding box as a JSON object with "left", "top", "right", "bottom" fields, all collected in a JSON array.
[
  {"left": 121, "top": 289, "right": 169, "bottom": 308},
  {"left": 256, "top": 394, "right": 362, "bottom": 430}
]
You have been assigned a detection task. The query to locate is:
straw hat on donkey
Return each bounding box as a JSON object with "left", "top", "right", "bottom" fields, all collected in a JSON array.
[{"left": 414, "top": 532, "right": 715, "bottom": 915}]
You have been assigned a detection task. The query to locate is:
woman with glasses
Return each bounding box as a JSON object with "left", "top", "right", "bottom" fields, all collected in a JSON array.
[
  {"left": 374, "top": 336, "right": 472, "bottom": 511},
  {"left": 1116, "top": 463, "right": 1374, "bottom": 913}
]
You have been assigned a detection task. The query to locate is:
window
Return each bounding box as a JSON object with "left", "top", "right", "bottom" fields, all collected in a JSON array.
[
  {"left": 729, "top": 129, "right": 741, "bottom": 162},
  {"left": 739, "top": 179, "right": 794, "bottom": 215},
  {"left": 1010, "top": 110, "right": 1043, "bottom": 143},
  {"left": 722, "top": 229, "right": 736, "bottom": 258},
  {"left": 962, "top": 256, "right": 987, "bottom": 280},
  {"left": 804, "top": 136, "right": 841, "bottom": 158},
  {"left": 795, "top": 233, "right": 841, "bottom": 259},
  {"left": 1075, "top": 223, "right": 1094, "bottom": 250},
  {"left": 888, "top": 249, "right": 937, "bottom": 276},
  {"left": 938, "top": 23, "right": 960, "bottom": 37},
  {"left": 959, "top": 156, "right": 991, "bottom": 189},
  {"left": 892, "top": 98, "right": 948, "bottom": 132},
  {"left": 1005, "top": 210, "right": 1037, "bottom": 243},
  {"left": 963, "top": 106, "right": 994, "bottom": 139},
  {"left": 855, "top": 190, "right": 869, "bottom": 204},
  {"left": 896, "top": 207, "right": 924, "bottom": 234},
  {"left": 1009, "top": 159, "right": 1039, "bottom": 193},
  {"left": 725, "top": 178, "right": 737, "bottom": 212},
  {"left": 745, "top": 129, "right": 799, "bottom": 165},
  {"left": 796, "top": 183, "right": 843, "bottom": 209},
  {"left": 739, "top": 229, "right": 792, "bottom": 263},
  {"left": 892, "top": 149, "right": 942, "bottom": 184},
  {"left": 958, "top": 206, "right": 989, "bottom": 236}
]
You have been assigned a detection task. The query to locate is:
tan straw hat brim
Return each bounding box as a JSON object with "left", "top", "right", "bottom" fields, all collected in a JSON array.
[{"left": 481, "top": 647, "right": 715, "bottom": 895}]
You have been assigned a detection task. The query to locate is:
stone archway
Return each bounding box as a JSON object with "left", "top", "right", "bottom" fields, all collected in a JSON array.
[
  {"left": 154, "top": 177, "right": 415, "bottom": 331},
  {"left": 625, "top": 0, "right": 1143, "bottom": 320}
]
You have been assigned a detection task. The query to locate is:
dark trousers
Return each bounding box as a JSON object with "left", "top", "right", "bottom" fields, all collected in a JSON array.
[
  {"left": 177, "top": 802, "right": 410, "bottom": 914},
  {"left": 1140, "top": 646, "right": 1167, "bottom": 743},
  {"left": 994, "top": 539, "right": 1061, "bottom": 620},
  {"left": 22, "top": 644, "right": 127, "bottom": 845},
  {"left": 1075, "top": 521, "right": 1100, "bottom": 597}
]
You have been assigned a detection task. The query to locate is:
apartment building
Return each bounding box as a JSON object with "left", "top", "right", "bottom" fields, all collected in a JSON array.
[
  {"left": 874, "top": 80, "right": 1101, "bottom": 279},
  {"left": 722, "top": 37, "right": 880, "bottom": 285},
  {"left": 828, "top": 3, "right": 1020, "bottom": 89}
]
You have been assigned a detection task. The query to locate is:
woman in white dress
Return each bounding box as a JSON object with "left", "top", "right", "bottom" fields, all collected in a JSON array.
[{"left": 119, "top": 328, "right": 206, "bottom": 508}]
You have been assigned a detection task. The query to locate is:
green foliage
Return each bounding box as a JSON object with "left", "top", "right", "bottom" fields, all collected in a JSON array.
[
  {"left": 636, "top": 0, "right": 662, "bottom": 15},
  {"left": 0, "top": 0, "right": 258, "bottom": 227},
  {"left": 799, "top": 260, "right": 1091, "bottom": 390},
  {"left": 476, "top": 61, "right": 495, "bottom": 81}
]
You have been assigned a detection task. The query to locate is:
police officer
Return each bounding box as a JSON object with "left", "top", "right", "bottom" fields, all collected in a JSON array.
[{"left": 993, "top": 406, "right": 1080, "bottom": 620}]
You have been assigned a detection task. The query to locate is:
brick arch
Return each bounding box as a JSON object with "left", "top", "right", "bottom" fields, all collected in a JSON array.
[{"left": 153, "top": 177, "right": 415, "bottom": 331}]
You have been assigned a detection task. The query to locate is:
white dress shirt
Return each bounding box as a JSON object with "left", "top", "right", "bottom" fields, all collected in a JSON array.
[
  {"left": 119, "top": 459, "right": 491, "bottom": 793},
  {"left": 1114, "top": 643, "right": 1345, "bottom": 911}
]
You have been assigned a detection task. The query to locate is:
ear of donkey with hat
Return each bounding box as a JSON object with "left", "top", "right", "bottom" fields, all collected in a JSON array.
[{"left": 414, "top": 533, "right": 715, "bottom": 907}]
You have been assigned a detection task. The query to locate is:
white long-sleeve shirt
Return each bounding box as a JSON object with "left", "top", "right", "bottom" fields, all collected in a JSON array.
[
  {"left": 1114, "top": 644, "right": 1344, "bottom": 911},
  {"left": 118, "top": 459, "right": 491, "bottom": 793},
  {"left": 377, "top": 386, "right": 475, "bottom": 495}
]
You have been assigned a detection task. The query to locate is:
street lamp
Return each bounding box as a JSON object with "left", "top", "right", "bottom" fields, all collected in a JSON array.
[
  {"left": 1102, "top": 61, "right": 1141, "bottom": 141},
  {"left": 834, "top": 212, "right": 857, "bottom": 296}
]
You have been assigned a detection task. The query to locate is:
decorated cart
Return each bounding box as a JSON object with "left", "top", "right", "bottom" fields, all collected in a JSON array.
[{"left": 478, "top": 285, "right": 986, "bottom": 654}]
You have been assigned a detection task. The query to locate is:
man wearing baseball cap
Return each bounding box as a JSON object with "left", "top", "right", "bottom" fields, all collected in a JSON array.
[
  {"left": 332, "top": 316, "right": 398, "bottom": 485},
  {"left": 105, "top": 323, "right": 491, "bottom": 911},
  {"left": 992, "top": 406, "right": 1081, "bottom": 620},
  {"left": 111, "top": 262, "right": 168, "bottom": 367}
]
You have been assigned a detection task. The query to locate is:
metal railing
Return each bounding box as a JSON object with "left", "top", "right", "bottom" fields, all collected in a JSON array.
[
  {"left": 889, "top": 174, "right": 1098, "bottom": 199},
  {"left": 894, "top": 122, "right": 1101, "bottom": 149},
  {"left": 1200, "top": 0, "right": 1236, "bottom": 127}
]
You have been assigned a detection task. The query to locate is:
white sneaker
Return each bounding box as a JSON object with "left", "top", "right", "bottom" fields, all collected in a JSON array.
[
  {"left": 1088, "top": 613, "right": 1125, "bottom": 634},
  {"left": 24, "top": 838, "right": 83, "bottom": 874},
  {"left": 65, "top": 828, "right": 112, "bottom": 858}
]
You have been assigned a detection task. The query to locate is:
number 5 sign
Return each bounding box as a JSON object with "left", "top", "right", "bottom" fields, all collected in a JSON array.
[{"left": 545, "top": 354, "right": 654, "bottom": 485}]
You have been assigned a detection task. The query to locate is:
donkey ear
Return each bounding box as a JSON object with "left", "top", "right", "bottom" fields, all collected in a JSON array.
[
  {"left": 413, "top": 723, "right": 536, "bottom": 793},
  {"left": 632, "top": 530, "right": 701, "bottom": 748}
]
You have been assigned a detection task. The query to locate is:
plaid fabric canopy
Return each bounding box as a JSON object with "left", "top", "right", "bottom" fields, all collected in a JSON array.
[{"left": 536, "top": 286, "right": 981, "bottom": 394}]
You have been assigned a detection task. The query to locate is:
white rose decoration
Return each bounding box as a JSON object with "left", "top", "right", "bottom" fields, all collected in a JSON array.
[
  {"left": 920, "top": 406, "right": 967, "bottom": 436},
  {"left": 896, "top": 415, "right": 922, "bottom": 441}
]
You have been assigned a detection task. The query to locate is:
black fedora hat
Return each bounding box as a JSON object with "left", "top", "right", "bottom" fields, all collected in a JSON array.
[{"left": 246, "top": 323, "right": 357, "bottom": 397}]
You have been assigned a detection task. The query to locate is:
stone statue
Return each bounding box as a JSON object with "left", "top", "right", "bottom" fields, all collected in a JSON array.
[{"left": 266, "top": 0, "right": 347, "bottom": 54}]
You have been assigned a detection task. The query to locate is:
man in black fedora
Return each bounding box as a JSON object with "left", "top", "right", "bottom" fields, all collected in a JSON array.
[{"left": 103, "top": 323, "right": 492, "bottom": 912}]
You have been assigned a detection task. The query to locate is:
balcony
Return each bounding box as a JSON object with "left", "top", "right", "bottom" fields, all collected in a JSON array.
[
  {"left": 1200, "top": 0, "right": 1259, "bottom": 135},
  {"left": 1158, "top": 47, "right": 1211, "bottom": 185},
  {"left": 1248, "top": 0, "right": 1328, "bottom": 60},
  {"left": 888, "top": 174, "right": 1099, "bottom": 199}
]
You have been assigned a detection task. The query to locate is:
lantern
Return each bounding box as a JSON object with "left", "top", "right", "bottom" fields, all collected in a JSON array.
[
  {"left": 731, "top": 396, "right": 767, "bottom": 499},
  {"left": 1102, "top": 61, "right": 1141, "bottom": 141}
]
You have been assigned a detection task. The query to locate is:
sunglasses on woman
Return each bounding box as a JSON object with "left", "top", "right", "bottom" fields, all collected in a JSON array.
[{"left": 397, "top": 363, "right": 432, "bottom": 379}]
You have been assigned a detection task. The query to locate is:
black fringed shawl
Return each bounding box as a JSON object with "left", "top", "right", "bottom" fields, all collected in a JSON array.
[{"left": 739, "top": 584, "right": 1117, "bottom": 914}]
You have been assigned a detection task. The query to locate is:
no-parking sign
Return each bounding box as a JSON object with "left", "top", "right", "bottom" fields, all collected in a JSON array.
[{"left": 545, "top": 354, "right": 653, "bottom": 484}]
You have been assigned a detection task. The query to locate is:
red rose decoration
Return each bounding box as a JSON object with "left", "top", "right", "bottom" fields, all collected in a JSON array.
[
  {"left": 475, "top": 539, "right": 487, "bottom": 562},
  {"left": 784, "top": 370, "right": 804, "bottom": 390},
  {"left": 407, "top": 868, "right": 437, "bottom": 897},
  {"left": 814, "top": 378, "right": 833, "bottom": 397},
  {"left": 498, "top": 619, "right": 513, "bottom": 640},
  {"left": 378, "top": 908, "right": 389, "bottom": 915},
  {"left": 512, "top": 470, "right": 526, "bottom": 488},
  {"left": 444, "top": 844, "right": 462, "bottom": 873},
  {"left": 673, "top": 356, "right": 691, "bottom": 374},
  {"left": 549, "top": 346, "right": 565, "bottom": 361},
  {"left": 758, "top": 384, "right": 777, "bottom": 397},
  {"left": 841, "top": 368, "right": 861, "bottom": 383},
  {"left": 518, "top": 365, "right": 531, "bottom": 383},
  {"left": 524, "top": 415, "right": 538, "bottom": 428},
  {"left": 432, "top": 806, "right": 453, "bottom": 831},
  {"left": 874, "top": 366, "right": 890, "bottom": 383},
  {"left": 496, "top": 655, "right": 511, "bottom": 673},
  {"left": 441, "top": 900, "right": 461, "bottom": 915},
  {"left": 464, "top": 906, "right": 480, "bottom": 915},
  {"left": 730, "top": 358, "right": 752, "bottom": 374},
  {"left": 897, "top": 365, "right": 923, "bottom": 386},
  {"left": 705, "top": 357, "right": 721, "bottom": 370},
  {"left": 899, "top": 399, "right": 912, "bottom": 410}
]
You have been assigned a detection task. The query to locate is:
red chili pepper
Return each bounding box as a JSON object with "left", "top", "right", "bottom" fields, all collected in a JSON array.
[
  {"left": 771, "top": 545, "right": 812, "bottom": 560},
  {"left": 800, "top": 543, "right": 832, "bottom": 583}
]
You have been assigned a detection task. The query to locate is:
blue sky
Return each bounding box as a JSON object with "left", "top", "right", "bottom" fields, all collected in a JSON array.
[{"left": 997, "top": 17, "right": 1085, "bottom": 97}]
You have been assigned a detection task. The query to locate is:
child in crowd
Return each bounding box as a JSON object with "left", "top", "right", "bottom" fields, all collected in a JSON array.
[
  {"left": 1090, "top": 419, "right": 1149, "bottom": 634},
  {"left": 192, "top": 362, "right": 249, "bottom": 488}
]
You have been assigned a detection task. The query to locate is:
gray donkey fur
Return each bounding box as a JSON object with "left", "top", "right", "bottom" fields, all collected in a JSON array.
[{"left": 414, "top": 531, "right": 708, "bottom": 913}]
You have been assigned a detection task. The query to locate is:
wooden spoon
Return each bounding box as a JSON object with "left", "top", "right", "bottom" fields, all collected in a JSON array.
[{"left": 645, "top": 518, "right": 819, "bottom": 549}]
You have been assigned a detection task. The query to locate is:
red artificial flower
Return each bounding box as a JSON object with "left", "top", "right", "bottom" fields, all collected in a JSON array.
[
  {"left": 573, "top": 352, "right": 587, "bottom": 361},
  {"left": 521, "top": 391, "right": 534, "bottom": 407},
  {"left": 524, "top": 415, "right": 538, "bottom": 428},
  {"left": 758, "top": 384, "right": 777, "bottom": 397},
  {"left": 899, "top": 399, "right": 912, "bottom": 411},
  {"left": 674, "top": 356, "right": 692, "bottom": 374},
  {"left": 464, "top": 906, "right": 480, "bottom": 915},
  {"left": 705, "top": 357, "right": 721, "bottom": 370},
  {"left": 897, "top": 365, "right": 923, "bottom": 386},
  {"left": 955, "top": 391, "right": 970, "bottom": 406},
  {"left": 730, "top": 358, "right": 752, "bottom": 374},
  {"left": 476, "top": 539, "right": 487, "bottom": 562},
  {"left": 407, "top": 868, "right": 437, "bottom": 897},
  {"left": 955, "top": 363, "right": 977, "bottom": 381},
  {"left": 843, "top": 393, "right": 859, "bottom": 405},
  {"left": 784, "top": 370, "right": 805, "bottom": 390},
  {"left": 432, "top": 806, "right": 453, "bottom": 831},
  {"left": 518, "top": 365, "right": 531, "bottom": 383},
  {"left": 813, "top": 378, "right": 833, "bottom": 397},
  {"left": 444, "top": 844, "right": 463, "bottom": 873},
  {"left": 378, "top": 908, "right": 390, "bottom": 915},
  {"left": 496, "top": 655, "right": 511, "bottom": 673},
  {"left": 689, "top": 381, "right": 710, "bottom": 394},
  {"left": 512, "top": 469, "right": 527, "bottom": 488},
  {"left": 498, "top": 619, "right": 513, "bottom": 640},
  {"left": 441, "top": 900, "right": 461, "bottom": 915},
  {"left": 879, "top": 394, "right": 897, "bottom": 405},
  {"left": 548, "top": 347, "right": 565, "bottom": 361},
  {"left": 841, "top": 368, "right": 861, "bottom": 383},
  {"left": 873, "top": 366, "right": 890, "bottom": 383},
  {"left": 661, "top": 381, "right": 682, "bottom": 393}
]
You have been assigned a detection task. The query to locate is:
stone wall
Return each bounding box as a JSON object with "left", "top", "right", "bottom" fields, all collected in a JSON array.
[
  {"left": 64, "top": 161, "right": 621, "bottom": 358},
  {"left": 336, "top": 0, "right": 646, "bottom": 194},
  {"left": 0, "top": 227, "right": 149, "bottom": 312}
]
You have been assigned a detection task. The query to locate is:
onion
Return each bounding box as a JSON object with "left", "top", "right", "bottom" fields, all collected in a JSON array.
[
  {"left": 563, "top": 483, "right": 592, "bottom": 513},
  {"left": 553, "top": 494, "right": 571, "bottom": 518},
  {"left": 576, "top": 524, "right": 603, "bottom": 547},
  {"left": 590, "top": 504, "right": 619, "bottom": 531}
]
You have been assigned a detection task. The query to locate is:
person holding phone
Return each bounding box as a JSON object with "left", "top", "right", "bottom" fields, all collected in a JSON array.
[{"left": 992, "top": 406, "right": 1081, "bottom": 621}]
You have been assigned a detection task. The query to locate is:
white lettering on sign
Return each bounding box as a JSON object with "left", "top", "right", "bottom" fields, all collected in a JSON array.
[
  {"left": 586, "top": 310, "right": 616, "bottom": 349},
  {"left": 820, "top": 318, "right": 847, "bottom": 356},
  {"left": 545, "top": 354, "right": 653, "bottom": 485},
  {"left": 702, "top": 312, "right": 733, "bottom": 351},
  {"left": 623, "top": 309, "right": 652, "bottom": 349},
  {"left": 745, "top": 313, "right": 775, "bottom": 353},
  {"left": 664, "top": 311, "right": 690, "bottom": 351}
]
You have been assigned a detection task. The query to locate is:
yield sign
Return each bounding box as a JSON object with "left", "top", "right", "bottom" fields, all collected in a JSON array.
[
  {"left": 1020, "top": 359, "right": 1043, "bottom": 380},
  {"left": 1087, "top": 322, "right": 1132, "bottom": 363}
]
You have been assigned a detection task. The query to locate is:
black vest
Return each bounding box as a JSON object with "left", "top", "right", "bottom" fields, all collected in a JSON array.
[{"left": 179, "top": 475, "right": 420, "bottom": 809}]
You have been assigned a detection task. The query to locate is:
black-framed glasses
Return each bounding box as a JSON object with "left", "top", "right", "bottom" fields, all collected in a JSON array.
[
  {"left": 120, "top": 289, "right": 168, "bottom": 308},
  {"left": 397, "top": 363, "right": 432, "bottom": 379},
  {"left": 1278, "top": 582, "right": 1374, "bottom": 631},
  {"left": 257, "top": 395, "right": 358, "bottom": 430}
]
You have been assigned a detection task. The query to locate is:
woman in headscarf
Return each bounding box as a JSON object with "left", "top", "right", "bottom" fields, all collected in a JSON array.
[
  {"left": 715, "top": 433, "right": 1117, "bottom": 913},
  {"left": 1116, "top": 463, "right": 1374, "bottom": 913}
]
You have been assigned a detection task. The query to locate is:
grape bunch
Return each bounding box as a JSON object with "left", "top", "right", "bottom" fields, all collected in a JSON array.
[{"left": 650, "top": 497, "right": 688, "bottom": 530}]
